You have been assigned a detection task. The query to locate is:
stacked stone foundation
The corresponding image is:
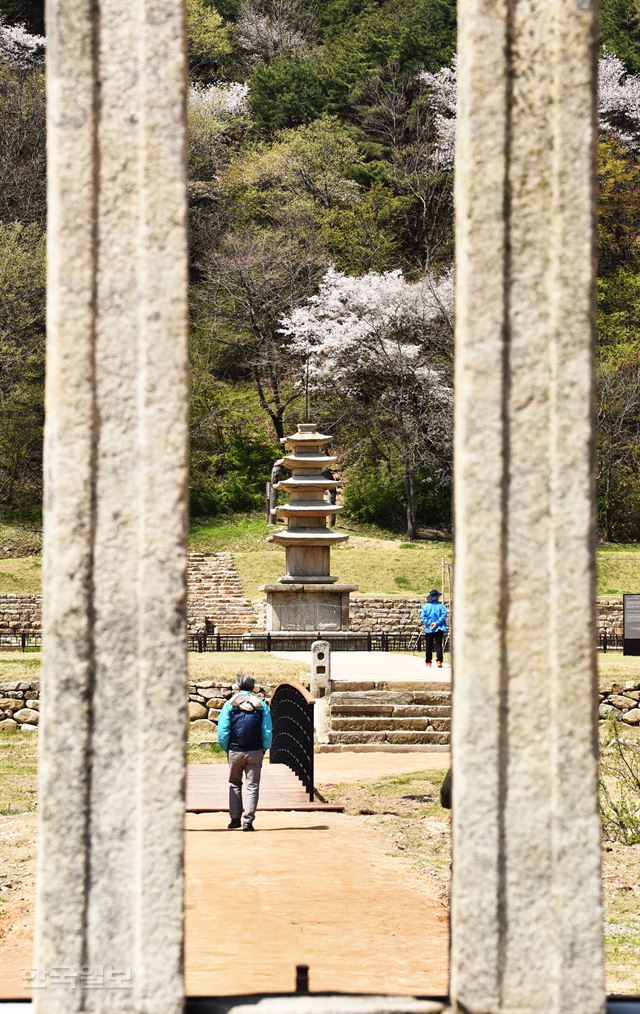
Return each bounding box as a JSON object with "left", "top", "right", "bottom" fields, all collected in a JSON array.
[{"left": 4, "top": 678, "right": 636, "bottom": 736}]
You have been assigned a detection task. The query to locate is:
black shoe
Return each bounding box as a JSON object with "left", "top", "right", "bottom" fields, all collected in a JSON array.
[
  {"left": 228, "top": 818, "right": 241, "bottom": 829},
  {"left": 242, "top": 822, "right": 255, "bottom": 832}
]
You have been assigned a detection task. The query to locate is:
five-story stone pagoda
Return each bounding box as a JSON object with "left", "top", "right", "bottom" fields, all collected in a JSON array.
[{"left": 262, "top": 423, "right": 358, "bottom": 641}]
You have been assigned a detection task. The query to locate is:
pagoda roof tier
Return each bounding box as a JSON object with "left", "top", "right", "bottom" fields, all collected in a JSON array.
[
  {"left": 275, "top": 476, "right": 339, "bottom": 491},
  {"left": 281, "top": 453, "right": 337, "bottom": 470},
  {"left": 267, "top": 529, "right": 348, "bottom": 547},
  {"left": 275, "top": 503, "right": 343, "bottom": 517},
  {"left": 280, "top": 430, "right": 332, "bottom": 445}
]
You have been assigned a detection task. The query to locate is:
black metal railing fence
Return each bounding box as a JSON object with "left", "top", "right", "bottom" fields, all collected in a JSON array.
[
  {"left": 0, "top": 629, "right": 623, "bottom": 653},
  {"left": 269, "top": 682, "right": 315, "bottom": 801}
]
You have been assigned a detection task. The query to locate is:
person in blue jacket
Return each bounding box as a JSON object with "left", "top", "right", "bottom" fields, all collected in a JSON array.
[
  {"left": 217, "top": 674, "right": 273, "bottom": 831},
  {"left": 420, "top": 589, "right": 448, "bottom": 668}
]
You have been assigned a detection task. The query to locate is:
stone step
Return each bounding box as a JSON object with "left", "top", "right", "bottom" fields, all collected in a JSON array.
[
  {"left": 331, "top": 681, "right": 448, "bottom": 693},
  {"left": 330, "top": 703, "right": 452, "bottom": 719},
  {"left": 331, "top": 717, "right": 449, "bottom": 732},
  {"left": 327, "top": 730, "right": 450, "bottom": 746},
  {"left": 330, "top": 691, "right": 451, "bottom": 707}
]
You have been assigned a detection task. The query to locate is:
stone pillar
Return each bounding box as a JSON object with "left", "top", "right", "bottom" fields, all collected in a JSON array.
[
  {"left": 451, "top": 2, "right": 604, "bottom": 1013},
  {"left": 35, "top": 0, "right": 189, "bottom": 1010}
]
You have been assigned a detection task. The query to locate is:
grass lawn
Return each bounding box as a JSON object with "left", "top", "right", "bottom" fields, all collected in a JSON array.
[
  {"left": 0, "top": 650, "right": 310, "bottom": 686},
  {"left": 1, "top": 649, "right": 636, "bottom": 686},
  {"left": 188, "top": 651, "right": 309, "bottom": 684},
  {"left": 0, "top": 651, "right": 42, "bottom": 682},
  {"left": 2, "top": 514, "right": 637, "bottom": 598},
  {"left": 0, "top": 521, "right": 42, "bottom": 557},
  {"left": 0, "top": 731, "right": 38, "bottom": 816},
  {"left": 0, "top": 556, "right": 42, "bottom": 594},
  {"left": 233, "top": 538, "right": 455, "bottom": 598},
  {"left": 598, "top": 653, "right": 640, "bottom": 685}
]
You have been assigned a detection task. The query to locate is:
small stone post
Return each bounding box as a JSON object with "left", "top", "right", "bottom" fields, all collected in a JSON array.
[
  {"left": 35, "top": 0, "right": 189, "bottom": 1011},
  {"left": 311, "top": 640, "right": 331, "bottom": 743},
  {"left": 310, "top": 639, "right": 331, "bottom": 697},
  {"left": 451, "top": 1, "right": 604, "bottom": 1012}
]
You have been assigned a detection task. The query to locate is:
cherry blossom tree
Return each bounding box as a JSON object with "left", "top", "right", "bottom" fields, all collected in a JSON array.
[
  {"left": 236, "top": 0, "right": 311, "bottom": 67},
  {"left": 280, "top": 266, "right": 453, "bottom": 538},
  {"left": 419, "top": 59, "right": 456, "bottom": 170},
  {"left": 0, "top": 15, "right": 45, "bottom": 70},
  {"left": 420, "top": 51, "right": 640, "bottom": 167},
  {"left": 598, "top": 50, "right": 640, "bottom": 151}
]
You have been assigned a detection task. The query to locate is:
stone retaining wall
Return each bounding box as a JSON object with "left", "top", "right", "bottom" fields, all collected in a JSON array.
[
  {"left": 599, "top": 680, "right": 640, "bottom": 725},
  {"left": 4, "top": 678, "right": 637, "bottom": 731},
  {"left": 349, "top": 597, "right": 426, "bottom": 634},
  {"left": 0, "top": 590, "right": 626, "bottom": 639},
  {"left": 0, "top": 595, "right": 42, "bottom": 638}
]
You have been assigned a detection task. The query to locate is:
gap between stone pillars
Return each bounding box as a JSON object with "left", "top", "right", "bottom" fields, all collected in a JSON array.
[
  {"left": 35, "top": 0, "right": 189, "bottom": 1011},
  {"left": 450, "top": 1, "right": 604, "bottom": 1012}
]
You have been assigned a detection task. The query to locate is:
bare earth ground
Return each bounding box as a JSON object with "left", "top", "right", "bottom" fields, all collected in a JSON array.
[
  {"left": 1, "top": 737, "right": 639, "bottom": 998},
  {"left": 185, "top": 810, "right": 448, "bottom": 997}
]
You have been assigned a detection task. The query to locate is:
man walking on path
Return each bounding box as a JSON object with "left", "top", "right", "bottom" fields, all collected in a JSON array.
[
  {"left": 421, "top": 589, "right": 448, "bottom": 668},
  {"left": 217, "top": 674, "right": 273, "bottom": 831}
]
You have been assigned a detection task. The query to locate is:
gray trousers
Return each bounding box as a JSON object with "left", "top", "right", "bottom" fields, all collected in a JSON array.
[{"left": 228, "top": 749, "right": 264, "bottom": 824}]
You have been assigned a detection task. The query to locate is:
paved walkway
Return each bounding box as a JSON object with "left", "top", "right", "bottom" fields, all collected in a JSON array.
[
  {"left": 315, "top": 751, "right": 450, "bottom": 783},
  {"left": 273, "top": 651, "right": 451, "bottom": 683},
  {"left": 185, "top": 811, "right": 448, "bottom": 997}
]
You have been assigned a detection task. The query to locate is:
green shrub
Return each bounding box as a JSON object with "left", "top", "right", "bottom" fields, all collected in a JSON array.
[{"left": 600, "top": 719, "right": 640, "bottom": 846}]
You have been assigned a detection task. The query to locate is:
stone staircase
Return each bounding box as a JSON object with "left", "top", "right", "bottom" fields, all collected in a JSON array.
[
  {"left": 187, "top": 552, "right": 259, "bottom": 634},
  {"left": 324, "top": 681, "right": 451, "bottom": 750}
]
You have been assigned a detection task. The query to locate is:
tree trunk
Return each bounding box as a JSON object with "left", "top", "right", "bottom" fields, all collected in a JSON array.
[
  {"left": 404, "top": 464, "right": 417, "bottom": 541},
  {"left": 604, "top": 465, "right": 612, "bottom": 543},
  {"left": 272, "top": 409, "right": 285, "bottom": 441},
  {"left": 252, "top": 367, "right": 286, "bottom": 441}
]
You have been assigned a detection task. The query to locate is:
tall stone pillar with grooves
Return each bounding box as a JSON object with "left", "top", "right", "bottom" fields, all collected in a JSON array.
[
  {"left": 451, "top": 1, "right": 604, "bottom": 1012},
  {"left": 263, "top": 424, "right": 357, "bottom": 636},
  {"left": 36, "top": 0, "right": 188, "bottom": 1011}
]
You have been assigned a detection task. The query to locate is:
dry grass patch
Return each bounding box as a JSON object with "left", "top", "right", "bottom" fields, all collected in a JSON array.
[
  {"left": 0, "top": 651, "right": 41, "bottom": 682},
  {"left": 599, "top": 652, "right": 640, "bottom": 685},
  {"left": 602, "top": 841, "right": 640, "bottom": 994},
  {"left": 235, "top": 539, "right": 454, "bottom": 599},
  {"left": 0, "top": 731, "right": 37, "bottom": 816},
  {"left": 189, "top": 651, "right": 309, "bottom": 685},
  {"left": 320, "top": 768, "right": 451, "bottom": 903},
  {"left": 0, "top": 556, "right": 42, "bottom": 594}
]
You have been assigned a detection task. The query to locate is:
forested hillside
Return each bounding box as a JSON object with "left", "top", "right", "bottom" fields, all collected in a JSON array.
[{"left": 1, "top": 0, "right": 639, "bottom": 538}]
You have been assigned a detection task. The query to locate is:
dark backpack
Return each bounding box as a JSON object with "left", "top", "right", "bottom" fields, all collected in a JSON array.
[{"left": 229, "top": 693, "right": 263, "bottom": 749}]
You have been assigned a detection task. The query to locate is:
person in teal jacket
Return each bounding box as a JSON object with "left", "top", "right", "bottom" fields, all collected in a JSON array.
[
  {"left": 217, "top": 674, "right": 272, "bottom": 831},
  {"left": 420, "top": 589, "right": 447, "bottom": 668}
]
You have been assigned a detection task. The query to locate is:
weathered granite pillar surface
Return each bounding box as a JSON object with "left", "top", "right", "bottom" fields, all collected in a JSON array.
[
  {"left": 451, "top": 1, "right": 604, "bottom": 1012},
  {"left": 35, "top": 0, "right": 189, "bottom": 1010}
]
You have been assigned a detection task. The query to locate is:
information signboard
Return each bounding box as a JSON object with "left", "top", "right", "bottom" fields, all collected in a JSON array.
[{"left": 623, "top": 594, "right": 640, "bottom": 656}]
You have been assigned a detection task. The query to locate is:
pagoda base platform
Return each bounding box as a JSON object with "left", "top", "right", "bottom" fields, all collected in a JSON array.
[
  {"left": 261, "top": 582, "right": 358, "bottom": 633},
  {"left": 246, "top": 630, "right": 365, "bottom": 650}
]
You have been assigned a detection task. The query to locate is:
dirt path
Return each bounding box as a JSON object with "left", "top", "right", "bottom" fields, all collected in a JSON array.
[
  {"left": 185, "top": 811, "right": 449, "bottom": 997},
  {"left": 0, "top": 813, "right": 37, "bottom": 1000}
]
